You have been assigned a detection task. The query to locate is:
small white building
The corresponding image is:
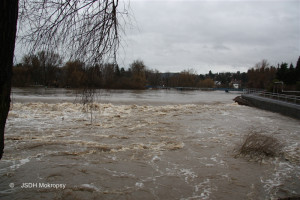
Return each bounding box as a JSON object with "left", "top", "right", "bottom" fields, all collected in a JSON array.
[
  {"left": 214, "top": 81, "right": 221, "bottom": 86},
  {"left": 233, "top": 83, "right": 239, "bottom": 89}
]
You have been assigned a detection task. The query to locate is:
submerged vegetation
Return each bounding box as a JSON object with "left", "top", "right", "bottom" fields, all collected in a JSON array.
[
  {"left": 12, "top": 51, "right": 300, "bottom": 91},
  {"left": 235, "top": 132, "right": 283, "bottom": 162}
]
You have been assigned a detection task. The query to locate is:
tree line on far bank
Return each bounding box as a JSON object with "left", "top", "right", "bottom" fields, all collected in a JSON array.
[
  {"left": 247, "top": 59, "right": 300, "bottom": 91},
  {"left": 12, "top": 51, "right": 300, "bottom": 91}
]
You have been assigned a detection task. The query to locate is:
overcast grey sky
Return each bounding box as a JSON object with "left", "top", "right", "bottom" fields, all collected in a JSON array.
[{"left": 118, "top": 0, "right": 300, "bottom": 74}]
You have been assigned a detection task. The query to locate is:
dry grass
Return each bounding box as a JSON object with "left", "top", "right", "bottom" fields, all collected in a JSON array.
[{"left": 235, "top": 132, "right": 283, "bottom": 161}]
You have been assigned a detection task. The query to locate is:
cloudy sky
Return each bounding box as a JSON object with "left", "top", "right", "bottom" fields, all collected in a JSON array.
[{"left": 117, "top": 0, "right": 300, "bottom": 74}]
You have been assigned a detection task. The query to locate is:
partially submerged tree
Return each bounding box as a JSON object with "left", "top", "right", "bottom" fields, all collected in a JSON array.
[
  {"left": 0, "top": 0, "right": 127, "bottom": 159},
  {"left": 235, "top": 132, "right": 283, "bottom": 162}
]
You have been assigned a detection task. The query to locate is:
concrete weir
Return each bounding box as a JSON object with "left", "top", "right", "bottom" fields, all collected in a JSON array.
[{"left": 240, "top": 94, "right": 300, "bottom": 119}]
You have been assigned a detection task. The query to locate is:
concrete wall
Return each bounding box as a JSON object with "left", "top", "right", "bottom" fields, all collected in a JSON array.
[{"left": 242, "top": 94, "right": 300, "bottom": 120}]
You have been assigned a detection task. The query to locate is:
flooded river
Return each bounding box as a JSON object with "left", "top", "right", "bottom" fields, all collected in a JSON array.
[{"left": 1, "top": 88, "right": 299, "bottom": 199}]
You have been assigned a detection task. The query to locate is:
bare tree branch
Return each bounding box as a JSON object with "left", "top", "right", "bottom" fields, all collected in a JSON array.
[{"left": 18, "top": 0, "right": 128, "bottom": 64}]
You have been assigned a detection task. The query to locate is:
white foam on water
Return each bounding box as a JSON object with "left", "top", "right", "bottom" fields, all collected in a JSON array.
[
  {"left": 180, "top": 168, "right": 197, "bottom": 183},
  {"left": 135, "top": 182, "right": 144, "bottom": 188},
  {"left": 260, "top": 160, "right": 298, "bottom": 198},
  {"left": 9, "top": 158, "right": 30, "bottom": 170},
  {"left": 80, "top": 184, "right": 101, "bottom": 192},
  {"left": 151, "top": 155, "right": 161, "bottom": 162},
  {"left": 192, "top": 178, "right": 215, "bottom": 200},
  {"left": 0, "top": 188, "right": 16, "bottom": 195}
]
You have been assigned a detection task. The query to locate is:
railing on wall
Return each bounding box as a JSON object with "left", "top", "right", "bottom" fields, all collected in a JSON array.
[{"left": 243, "top": 89, "right": 300, "bottom": 105}]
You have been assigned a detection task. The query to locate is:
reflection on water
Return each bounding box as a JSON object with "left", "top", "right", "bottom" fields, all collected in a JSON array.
[{"left": 1, "top": 88, "right": 299, "bottom": 199}]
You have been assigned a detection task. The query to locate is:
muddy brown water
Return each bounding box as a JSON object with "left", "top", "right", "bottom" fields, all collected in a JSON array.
[{"left": 0, "top": 88, "right": 299, "bottom": 199}]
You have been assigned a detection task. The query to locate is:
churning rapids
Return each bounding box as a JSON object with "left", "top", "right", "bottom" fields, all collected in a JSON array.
[{"left": 1, "top": 88, "right": 299, "bottom": 200}]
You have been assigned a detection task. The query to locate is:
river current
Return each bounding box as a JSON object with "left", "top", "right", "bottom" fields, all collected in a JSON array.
[{"left": 0, "top": 88, "right": 299, "bottom": 199}]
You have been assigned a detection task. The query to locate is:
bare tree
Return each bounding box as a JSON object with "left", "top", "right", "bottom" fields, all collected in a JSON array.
[
  {"left": 0, "top": 0, "right": 127, "bottom": 159},
  {"left": 18, "top": 0, "right": 126, "bottom": 64}
]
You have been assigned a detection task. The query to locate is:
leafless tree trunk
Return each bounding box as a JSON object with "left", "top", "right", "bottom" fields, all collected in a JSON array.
[
  {"left": 0, "top": 0, "right": 19, "bottom": 160},
  {"left": 0, "top": 0, "right": 127, "bottom": 159}
]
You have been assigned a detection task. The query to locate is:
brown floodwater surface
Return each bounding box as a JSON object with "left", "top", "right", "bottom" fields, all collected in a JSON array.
[{"left": 0, "top": 88, "right": 299, "bottom": 199}]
